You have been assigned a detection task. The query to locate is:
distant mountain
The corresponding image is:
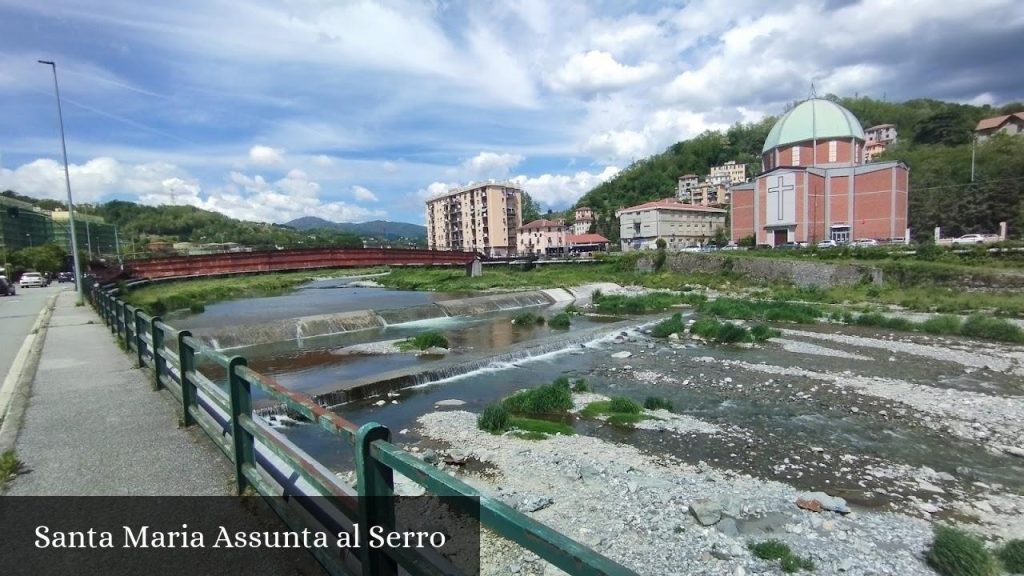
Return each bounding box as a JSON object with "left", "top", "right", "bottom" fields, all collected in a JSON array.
[{"left": 285, "top": 217, "right": 426, "bottom": 240}]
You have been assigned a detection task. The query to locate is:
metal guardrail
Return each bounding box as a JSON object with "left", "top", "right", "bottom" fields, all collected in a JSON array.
[{"left": 87, "top": 280, "right": 636, "bottom": 576}]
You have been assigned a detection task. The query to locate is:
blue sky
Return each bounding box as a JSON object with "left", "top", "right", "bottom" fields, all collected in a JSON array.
[{"left": 2, "top": 0, "right": 1022, "bottom": 225}]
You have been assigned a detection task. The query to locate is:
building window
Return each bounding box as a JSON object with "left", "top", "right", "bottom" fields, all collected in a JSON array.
[
  {"left": 828, "top": 141, "right": 837, "bottom": 162},
  {"left": 792, "top": 146, "right": 800, "bottom": 166}
]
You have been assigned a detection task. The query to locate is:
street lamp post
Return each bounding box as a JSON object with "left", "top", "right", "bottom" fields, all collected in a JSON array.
[{"left": 38, "top": 59, "right": 83, "bottom": 302}]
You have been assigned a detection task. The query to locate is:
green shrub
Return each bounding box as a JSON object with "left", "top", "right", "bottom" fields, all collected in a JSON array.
[
  {"left": 926, "top": 525, "right": 999, "bottom": 576},
  {"left": 509, "top": 417, "right": 575, "bottom": 438},
  {"left": 643, "top": 396, "right": 673, "bottom": 411},
  {"left": 594, "top": 292, "right": 687, "bottom": 314},
  {"left": 408, "top": 331, "right": 449, "bottom": 350},
  {"left": 552, "top": 376, "right": 571, "bottom": 389},
  {"left": 699, "top": 298, "right": 823, "bottom": 324},
  {"left": 749, "top": 540, "right": 815, "bottom": 574},
  {"left": 651, "top": 313, "right": 685, "bottom": 338},
  {"left": 502, "top": 383, "right": 573, "bottom": 415},
  {"left": 961, "top": 315, "right": 1024, "bottom": 343},
  {"left": 548, "top": 312, "right": 571, "bottom": 329},
  {"left": 477, "top": 404, "right": 510, "bottom": 434},
  {"left": 189, "top": 302, "right": 205, "bottom": 314},
  {"left": 608, "top": 396, "right": 642, "bottom": 414},
  {"left": 571, "top": 378, "right": 589, "bottom": 392},
  {"left": 853, "top": 313, "right": 915, "bottom": 332},
  {"left": 750, "top": 324, "right": 781, "bottom": 341},
  {"left": 998, "top": 539, "right": 1024, "bottom": 573},
  {"left": 920, "top": 315, "right": 963, "bottom": 334},
  {"left": 512, "top": 312, "right": 545, "bottom": 326},
  {"left": 564, "top": 303, "right": 582, "bottom": 316}
]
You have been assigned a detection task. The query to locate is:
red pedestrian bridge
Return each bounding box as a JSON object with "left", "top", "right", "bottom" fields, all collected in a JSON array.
[{"left": 122, "top": 247, "right": 480, "bottom": 280}]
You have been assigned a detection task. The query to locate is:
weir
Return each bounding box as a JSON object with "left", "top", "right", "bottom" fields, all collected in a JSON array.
[
  {"left": 253, "top": 318, "right": 646, "bottom": 416},
  {"left": 200, "top": 289, "right": 567, "bottom": 350}
]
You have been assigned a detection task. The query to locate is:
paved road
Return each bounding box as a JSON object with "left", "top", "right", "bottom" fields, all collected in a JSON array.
[{"left": 0, "top": 283, "right": 68, "bottom": 385}]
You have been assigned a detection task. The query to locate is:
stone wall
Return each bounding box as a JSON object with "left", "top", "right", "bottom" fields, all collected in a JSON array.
[{"left": 657, "top": 253, "right": 869, "bottom": 288}]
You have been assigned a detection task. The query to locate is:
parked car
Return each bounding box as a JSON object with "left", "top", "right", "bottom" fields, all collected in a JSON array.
[
  {"left": 951, "top": 233, "right": 1000, "bottom": 245},
  {"left": 721, "top": 242, "right": 741, "bottom": 251},
  {"left": 0, "top": 276, "right": 15, "bottom": 296},
  {"left": 57, "top": 271, "right": 74, "bottom": 283},
  {"left": 775, "top": 242, "right": 801, "bottom": 250},
  {"left": 19, "top": 272, "right": 45, "bottom": 288},
  {"left": 817, "top": 239, "right": 838, "bottom": 249},
  {"left": 852, "top": 238, "right": 879, "bottom": 247}
]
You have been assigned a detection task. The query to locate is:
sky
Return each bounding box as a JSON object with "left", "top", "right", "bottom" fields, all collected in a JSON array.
[{"left": 1, "top": 0, "right": 1023, "bottom": 225}]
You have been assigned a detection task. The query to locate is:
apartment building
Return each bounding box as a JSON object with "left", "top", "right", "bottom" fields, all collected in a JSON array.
[
  {"left": 425, "top": 182, "right": 523, "bottom": 256},
  {"left": 617, "top": 199, "right": 727, "bottom": 251},
  {"left": 675, "top": 174, "right": 699, "bottom": 201},
  {"left": 975, "top": 113, "right": 1024, "bottom": 142},
  {"left": 572, "top": 206, "right": 596, "bottom": 235},
  {"left": 709, "top": 161, "right": 747, "bottom": 185},
  {"left": 517, "top": 218, "right": 566, "bottom": 256},
  {"left": 865, "top": 124, "right": 898, "bottom": 144}
]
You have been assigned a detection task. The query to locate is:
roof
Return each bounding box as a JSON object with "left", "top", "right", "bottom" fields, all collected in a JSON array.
[
  {"left": 678, "top": 174, "right": 698, "bottom": 179},
  {"left": 566, "top": 233, "right": 609, "bottom": 244},
  {"left": 866, "top": 124, "right": 896, "bottom": 131},
  {"left": 519, "top": 218, "right": 565, "bottom": 230},
  {"left": 617, "top": 199, "right": 727, "bottom": 215},
  {"left": 762, "top": 98, "right": 866, "bottom": 153},
  {"left": 975, "top": 112, "right": 1024, "bottom": 132}
]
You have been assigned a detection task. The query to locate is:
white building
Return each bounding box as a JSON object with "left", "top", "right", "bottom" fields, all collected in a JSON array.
[{"left": 617, "top": 199, "right": 727, "bottom": 252}]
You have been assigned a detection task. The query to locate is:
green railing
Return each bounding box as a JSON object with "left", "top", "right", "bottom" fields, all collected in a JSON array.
[{"left": 87, "top": 280, "right": 636, "bottom": 576}]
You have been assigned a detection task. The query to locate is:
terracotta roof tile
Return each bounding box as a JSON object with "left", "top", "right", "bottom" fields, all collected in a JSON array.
[
  {"left": 519, "top": 218, "right": 565, "bottom": 230},
  {"left": 617, "top": 199, "right": 727, "bottom": 215},
  {"left": 566, "top": 233, "right": 609, "bottom": 244},
  {"left": 976, "top": 113, "right": 1024, "bottom": 131}
]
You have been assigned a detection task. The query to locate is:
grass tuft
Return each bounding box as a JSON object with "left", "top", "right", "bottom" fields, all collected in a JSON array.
[
  {"left": 477, "top": 404, "right": 510, "bottom": 434},
  {"left": 0, "top": 450, "right": 26, "bottom": 488},
  {"left": 690, "top": 318, "right": 779, "bottom": 344},
  {"left": 594, "top": 292, "right": 704, "bottom": 315},
  {"left": 926, "top": 525, "right": 999, "bottom": 576},
  {"left": 548, "top": 312, "right": 572, "bottom": 329},
  {"left": 651, "top": 313, "right": 685, "bottom": 338},
  {"left": 609, "top": 396, "right": 642, "bottom": 414},
  {"left": 749, "top": 540, "right": 815, "bottom": 573},
  {"left": 398, "top": 330, "right": 449, "bottom": 351},
  {"left": 570, "top": 378, "right": 590, "bottom": 392},
  {"left": 509, "top": 417, "right": 575, "bottom": 438},
  {"left": 502, "top": 380, "right": 573, "bottom": 416},
  {"left": 512, "top": 312, "right": 545, "bottom": 326},
  {"left": 699, "top": 298, "right": 824, "bottom": 324},
  {"left": 960, "top": 315, "right": 1024, "bottom": 343},
  {"left": 643, "top": 396, "right": 674, "bottom": 411},
  {"left": 998, "top": 539, "right": 1024, "bottom": 573}
]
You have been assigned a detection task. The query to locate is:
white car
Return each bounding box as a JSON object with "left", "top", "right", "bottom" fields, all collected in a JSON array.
[
  {"left": 19, "top": 272, "right": 45, "bottom": 288},
  {"left": 851, "top": 238, "right": 879, "bottom": 247},
  {"left": 817, "top": 239, "right": 838, "bottom": 249},
  {"left": 952, "top": 233, "right": 999, "bottom": 245}
]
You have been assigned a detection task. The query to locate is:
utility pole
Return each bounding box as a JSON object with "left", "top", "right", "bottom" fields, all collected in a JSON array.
[
  {"left": 38, "top": 59, "right": 83, "bottom": 301},
  {"left": 970, "top": 136, "right": 976, "bottom": 183}
]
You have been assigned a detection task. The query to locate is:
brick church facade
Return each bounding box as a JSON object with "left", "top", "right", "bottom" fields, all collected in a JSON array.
[{"left": 731, "top": 99, "right": 909, "bottom": 246}]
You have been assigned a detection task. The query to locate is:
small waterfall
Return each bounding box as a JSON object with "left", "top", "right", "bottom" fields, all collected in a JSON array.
[
  {"left": 376, "top": 303, "right": 449, "bottom": 326},
  {"left": 287, "top": 320, "right": 652, "bottom": 411},
  {"left": 437, "top": 291, "right": 554, "bottom": 316}
]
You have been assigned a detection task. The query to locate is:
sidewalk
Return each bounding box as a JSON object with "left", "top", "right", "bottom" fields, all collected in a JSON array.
[{"left": 7, "top": 290, "right": 234, "bottom": 495}]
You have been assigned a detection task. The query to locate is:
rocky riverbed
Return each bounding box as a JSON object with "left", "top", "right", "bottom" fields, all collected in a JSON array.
[{"left": 398, "top": 319, "right": 1024, "bottom": 575}]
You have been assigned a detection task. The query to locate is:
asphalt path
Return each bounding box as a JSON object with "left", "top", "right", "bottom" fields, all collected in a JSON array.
[{"left": 0, "top": 283, "right": 67, "bottom": 386}]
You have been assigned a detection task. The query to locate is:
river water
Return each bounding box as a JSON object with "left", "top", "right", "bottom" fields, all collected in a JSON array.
[{"left": 177, "top": 278, "right": 1024, "bottom": 509}]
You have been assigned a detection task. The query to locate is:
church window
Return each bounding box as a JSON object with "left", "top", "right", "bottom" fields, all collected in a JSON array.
[
  {"left": 792, "top": 146, "right": 800, "bottom": 166},
  {"left": 828, "top": 141, "right": 837, "bottom": 162}
]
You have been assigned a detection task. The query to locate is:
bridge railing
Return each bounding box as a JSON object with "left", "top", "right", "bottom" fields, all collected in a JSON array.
[{"left": 87, "top": 280, "right": 636, "bottom": 576}]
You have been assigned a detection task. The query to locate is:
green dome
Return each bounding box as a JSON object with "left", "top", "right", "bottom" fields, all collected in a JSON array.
[{"left": 762, "top": 99, "right": 865, "bottom": 153}]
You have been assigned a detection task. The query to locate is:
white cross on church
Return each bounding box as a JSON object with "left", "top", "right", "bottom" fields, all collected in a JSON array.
[{"left": 767, "top": 175, "right": 794, "bottom": 222}]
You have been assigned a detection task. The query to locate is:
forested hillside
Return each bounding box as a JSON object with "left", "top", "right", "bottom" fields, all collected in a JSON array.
[{"left": 576, "top": 96, "right": 1024, "bottom": 242}]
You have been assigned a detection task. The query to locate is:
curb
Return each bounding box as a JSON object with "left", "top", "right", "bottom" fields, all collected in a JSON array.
[{"left": 0, "top": 292, "right": 61, "bottom": 454}]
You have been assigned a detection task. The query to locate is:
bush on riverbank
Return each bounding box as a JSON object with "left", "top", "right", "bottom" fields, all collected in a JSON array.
[
  {"left": 580, "top": 397, "right": 648, "bottom": 426},
  {"left": 846, "top": 311, "right": 1024, "bottom": 343},
  {"left": 643, "top": 397, "right": 673, "bottom": 411},
  {"left": 926, "top": 525, "right": 999, "bottom": 576},
  {"left": 690, "top": 318, "right": 780, "bottom": 344},
  {"left": 478, "top": 404, "right": 510, "bottom": 434},
  {"left": 699, "top": 298, "right": 824, "bottom": 324},
  {"left": 594, "top": 291, "right": 705, "bottom": 314},
  {"left": 548, "top": 312, "right": 571, "bottom": 329},
  {"left": 398, "top": 331, "right": 449, "bottom": 351},
  {"left": 502, "top": 381, "right": 573, "bottom": 416},
  {"left": 512, "top": 312, "right": 545, "bottom": 326},
  {"left": 999, "top": 539, "right": 1024, "bottom": 573},
  {"left": 652, "top": 313, "right": 686, "bottom": 338},
  {"left": 749, "top": 540, "right": 815, "bottom": 573}
]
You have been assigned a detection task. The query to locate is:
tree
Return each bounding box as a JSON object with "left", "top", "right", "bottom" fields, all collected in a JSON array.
[
  {"left": 521, "top": 192, "right": 542, "bottom": 223},
  {"left": 9, "top": 243, "right": 67, "bottom": 275}
]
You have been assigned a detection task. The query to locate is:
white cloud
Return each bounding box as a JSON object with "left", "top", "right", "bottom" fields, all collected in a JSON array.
[
  {"left": 351, "top": 185, "right": 379, "bottom": 202},
  {"left": 0, "top": 157, "right": 195, "bottom": 204},
  {"left": 416, "top": 181, "right": 453, "bottom": 202},
  {"left": 462, "top": 152, "right": 524, "bottom": 179},
  {"left": 248, "top": 145, "right": 285, "bottom": 166},
  {"left": 512, "top": 166, "right": 620, "bottom": 208},
  {"left": 549, "top": 50, "right": 660, "bottom": 94},
  {"left": 311, "top": 154, "right": 334, "bottom": 167}
]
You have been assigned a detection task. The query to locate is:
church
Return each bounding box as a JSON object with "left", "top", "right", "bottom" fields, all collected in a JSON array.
[{"left": 730, "top": 99, "right": 909, "bottom": 246}]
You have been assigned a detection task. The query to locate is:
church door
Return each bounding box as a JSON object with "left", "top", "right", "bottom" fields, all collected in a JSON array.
[{"left": 773, "top": 229, "right": 788, "bottom": 246}]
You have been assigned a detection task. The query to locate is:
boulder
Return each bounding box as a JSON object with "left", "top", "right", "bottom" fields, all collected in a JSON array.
[
  {"left": 611, "top": 351, "right": 633, "bottom": 359},
  {"left": 689, "top": 499, "right": 723, "bottom": 526},
  {"left": 795, "top": 491, "right": 850, "bottom": 514},
  {"left": 434, "top": 399, "right": 466, "bottom": 407}
]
